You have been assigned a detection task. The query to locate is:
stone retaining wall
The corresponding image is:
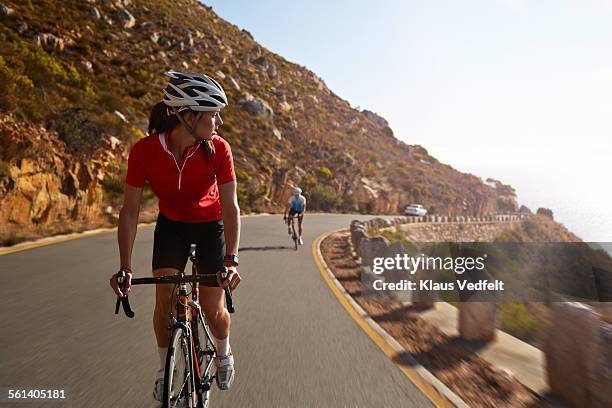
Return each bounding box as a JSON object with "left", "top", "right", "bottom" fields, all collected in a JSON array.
[{"left": 350, "top": 214, "right": 527, "bottom": 259}]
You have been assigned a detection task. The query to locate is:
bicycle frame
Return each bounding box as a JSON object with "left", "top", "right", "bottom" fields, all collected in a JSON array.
[
  {"left": 114, "top": 243, "right": 235, "bottom": 407},
  {"left": 181, "top": 245, "right": 217, "bottom": 396}
]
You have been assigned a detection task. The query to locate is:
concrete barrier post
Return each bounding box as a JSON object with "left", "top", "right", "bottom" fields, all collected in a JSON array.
[
  {"left": 545, "top": 302, "right": 612, "bottom": 408},
  {"left": 458, "top": 302, "right": 498, "bottom": 342}
]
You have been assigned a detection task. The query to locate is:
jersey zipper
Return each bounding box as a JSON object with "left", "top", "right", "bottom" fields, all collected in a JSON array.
[
  {"left": 159, "top": 132, "right": 200, "bottom": 191},
  {"left": 177, "top": 147, "right": 199, "bottom": 190}
]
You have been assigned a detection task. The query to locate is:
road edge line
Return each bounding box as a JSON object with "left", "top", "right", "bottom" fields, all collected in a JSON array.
[
  {"left": 312, "top": 230, "right": 469, "bottom": 408},
  {"left": 0, "top": 213, "right": 265, "bottom": 256}
]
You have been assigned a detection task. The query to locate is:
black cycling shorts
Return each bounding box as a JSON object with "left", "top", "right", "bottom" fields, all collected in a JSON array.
[
  {"left": 288, "top": 209, "right": 304, "bottom": 221},
  {"left": 152, "top": 212, "right": 224, "bottom": 275}
]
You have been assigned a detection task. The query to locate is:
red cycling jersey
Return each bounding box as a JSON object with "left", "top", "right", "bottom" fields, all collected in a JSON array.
[{"left": 125, "top": 130, "right": 236, "bottom": 223}]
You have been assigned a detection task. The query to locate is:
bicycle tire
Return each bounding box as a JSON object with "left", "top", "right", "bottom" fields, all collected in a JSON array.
[
  {"left": 164, "top": 326, "right": 195, "bottom": 408},
  {"left": 290, "top": 219, "right": 298, "bottom": 251}
]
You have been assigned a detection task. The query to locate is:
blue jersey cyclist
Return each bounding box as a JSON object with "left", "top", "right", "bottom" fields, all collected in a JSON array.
[{"left": 283, "top": 187, "right": 307, "bottom": 245}]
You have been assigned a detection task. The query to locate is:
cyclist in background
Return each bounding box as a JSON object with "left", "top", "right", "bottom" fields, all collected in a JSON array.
[
  {"left": 283, "top": 186, "right": 306, "bottom": 245},
  {"left": 109, "top": 71, "right": 241, "bottom": 401}
]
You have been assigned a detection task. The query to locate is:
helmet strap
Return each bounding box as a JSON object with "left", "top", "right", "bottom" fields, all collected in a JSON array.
[
  {"left": 172, "top": 107, "right": 203, "bottom": 136},
  {"left": 172, "top": 107, "right": 216, "bottom": 159}
]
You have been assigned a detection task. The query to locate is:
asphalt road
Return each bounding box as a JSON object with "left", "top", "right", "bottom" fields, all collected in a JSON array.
[{"left": 0, "top": 214, "right": 434, "bottom": 408}]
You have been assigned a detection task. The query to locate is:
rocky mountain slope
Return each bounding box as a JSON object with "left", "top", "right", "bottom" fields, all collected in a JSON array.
[{"left": 0, "top": 0, "right": 519, "bottom": 244}]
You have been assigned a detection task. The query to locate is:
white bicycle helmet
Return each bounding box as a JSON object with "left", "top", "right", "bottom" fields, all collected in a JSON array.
[
  {"left": 292, "top": 187, "right": 302, "bottom": 195},
  {"left": 163, "top": 71, "right": 228, "bottom": 112}
]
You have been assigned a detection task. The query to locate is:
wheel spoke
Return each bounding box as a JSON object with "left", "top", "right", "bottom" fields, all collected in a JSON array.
[{"left": 171, "top": 373, "right": 189, "bottom": 408}]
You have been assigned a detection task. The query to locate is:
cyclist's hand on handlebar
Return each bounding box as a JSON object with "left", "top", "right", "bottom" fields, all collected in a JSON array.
[
  {"left": 110, "top": 270, "right": 132, "bottom": 297},
  {"left": 217, "top": 267, "right": 241, "bottom": 291}
]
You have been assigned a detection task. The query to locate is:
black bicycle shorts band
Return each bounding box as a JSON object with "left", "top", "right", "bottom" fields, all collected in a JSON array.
[
  {"left": 288, "top": 209, "right": 304, "bottom": 219},
  {"left": 153, "top": 212, "right": 224, "bottom": 274}
]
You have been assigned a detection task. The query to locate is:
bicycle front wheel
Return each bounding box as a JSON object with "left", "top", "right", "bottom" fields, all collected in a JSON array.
[
  {"left": 164, "top": 327, "right": 195, "bottom": 408},
  {"left": 195, "top": 314, "right": 214, "bottom": 408}
]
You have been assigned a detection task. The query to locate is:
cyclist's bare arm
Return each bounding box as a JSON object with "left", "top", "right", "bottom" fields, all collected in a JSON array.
[
  {"left": 219, "top": 181, "right": 241, "bottom": 291},
  {"left": 111, "top": 185, "right": 143, "bottom": 297},
  {"left": 119, "top": 185, "right": 143, "bottom": 269},
  {"left": 219, "top": 181, "right": 240, "bottom": 256},
  {"left": 283, "top": 203, "right": 291, "bottom": 218}
]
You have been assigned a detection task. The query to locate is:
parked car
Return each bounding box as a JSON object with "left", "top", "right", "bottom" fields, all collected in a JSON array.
[{"left": 404, "top": 204, "right": 427, "bottom": 216}]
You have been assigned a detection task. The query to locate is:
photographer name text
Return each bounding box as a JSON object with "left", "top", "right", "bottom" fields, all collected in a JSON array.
[{"left": 372, "top": 279, "right": 505, "bottom": 291}]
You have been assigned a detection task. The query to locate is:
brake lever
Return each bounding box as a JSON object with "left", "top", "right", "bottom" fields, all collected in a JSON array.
[
  {"left": 220, "top": 266, "right": 235, "bottom": 314},
  {"left": 115, "top": 271, "right": 135, "bottom": 318}
]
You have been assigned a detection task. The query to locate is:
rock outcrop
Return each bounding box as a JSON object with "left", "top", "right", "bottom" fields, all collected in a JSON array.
[
  {"left": 536, "top": 207, "right": 554, "bottom": 220},
  {"left": 0, "top": 115, "right": 125, "bottom": 242},
  {"left": 239, "top": 93, "right": 274, "bottom": 118}
]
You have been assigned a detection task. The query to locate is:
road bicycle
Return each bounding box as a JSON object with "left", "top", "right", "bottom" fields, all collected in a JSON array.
[
  {"left": 114, "top": 243, "right": 235, "bottom": 408},
  {"left": 284, "top": 214, "right": 302, "bottom": 250}
]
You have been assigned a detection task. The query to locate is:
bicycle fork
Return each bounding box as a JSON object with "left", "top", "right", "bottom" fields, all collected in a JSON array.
[{"left": 174, "top": 283, "right": 198, "bottom": 406}]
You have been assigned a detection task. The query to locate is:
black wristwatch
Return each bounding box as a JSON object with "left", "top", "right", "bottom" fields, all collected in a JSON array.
[{"left": 223, "top": 254, "right": 239, "bottom": 266}]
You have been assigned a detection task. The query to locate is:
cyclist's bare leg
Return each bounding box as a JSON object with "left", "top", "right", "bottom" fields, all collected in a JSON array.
[
  {"left": 199, "top": 286, "right": 230, "bottom": 340},
  {"left": 298, "top": 218, "right": 304, "bottom": 236},
  {"left": 153, "top": 267, "right": 181, "bottom": 348},
  {"left": 201, "top": 286, "right": 234, "bottom": 389}
]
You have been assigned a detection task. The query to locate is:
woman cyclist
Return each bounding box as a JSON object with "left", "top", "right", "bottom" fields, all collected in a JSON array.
[{"left": 109, "top": 71, "right": 241, "bottom": 401}]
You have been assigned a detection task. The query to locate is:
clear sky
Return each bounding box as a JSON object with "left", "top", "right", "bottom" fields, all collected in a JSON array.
[{"left": 204, "top": 0, "right": 612, "bottom": 241}]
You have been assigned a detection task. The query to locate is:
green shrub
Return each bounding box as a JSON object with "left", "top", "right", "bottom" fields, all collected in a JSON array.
[
  {"left": 101, "top": 169, "right": 126, "bottom": 198},
  {"left": 128, "top": 86, "right": 147, "bottom": 99},
  {"left": 0, "top": 55, "right": 33, "bottom": 91},
  {"left": 317, "top": 166, "right": 333, "bottom": 178},
  {"left": 306, "top": 184, "right": 342, "bottom": 211},
  {"left": 98, "top": 91, "right": 125, "bottom": 113},
  {"left": 340, "top": 193, "right": 357, "bottom": 211},
  {"left": 365, "top": 200, "right": 375, "bottom": 214},
  {"left": 75, "top": 43, "right": 93, "bottom": 57},
  {"left": 0, "top": 55, "right": 33, "bottom": 110},
  {"left": 236, "top": 184, "right": 249, "bottom": 207},
  {"left": 142, "top": 184, "right": 155, "bottom": 205},
  {"left": 21, "top": 45, "right": 66, "bottom": 85},
  {"left": 500, "top": 303, "right": 540, "bottom": 340},
  {"left": 235, "top": 169, "right": 252, "bottom": 181},
  {"left": 260, "top": 163, "right": 272, "bottom": 175}
]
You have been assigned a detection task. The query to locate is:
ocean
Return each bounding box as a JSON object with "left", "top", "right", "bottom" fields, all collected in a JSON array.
[{"left": 458, "top": 164, "right": 612, "bottom": 243}]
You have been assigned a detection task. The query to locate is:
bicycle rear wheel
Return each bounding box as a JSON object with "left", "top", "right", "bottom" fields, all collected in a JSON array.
[{"left": 164, "top": 327, "right": 195, "bottom": 408}]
